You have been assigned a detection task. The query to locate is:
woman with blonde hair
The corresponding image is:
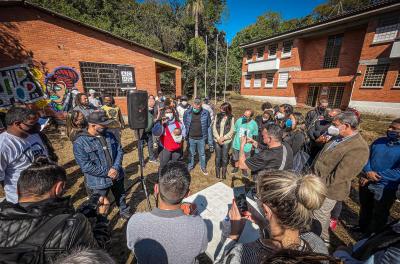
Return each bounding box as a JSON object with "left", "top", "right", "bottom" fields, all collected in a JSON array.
[{"left": 215, "top": 170, "right": 328, "bottom": 264}]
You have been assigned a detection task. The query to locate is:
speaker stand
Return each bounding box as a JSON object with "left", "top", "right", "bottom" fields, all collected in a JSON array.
[{"left": 131, "top": 129, "right": 152, "bottom": 211}]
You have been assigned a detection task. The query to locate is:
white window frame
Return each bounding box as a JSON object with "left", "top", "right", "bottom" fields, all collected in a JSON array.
[
  {"left": 244, "top": 75, "right": 251, "bottom": 88},
  {"left": 256, "top": 46, "right": 265, "bottom": 61},
  {"left": 373, "top": 16, "right": 399, "bottom": 43},
  {"left": 268, "top": 44, "right": 277, "bottom": 59},
  {"left": 361, "top": 64, "right": 389, "bottom": 88},
  {"left": 394, "top": 72, "right": 400, "bottom": 88},
  {"left": 277, "top": 72, "right": 289, "bottom": 88},
  {"left": 254, "top": 74, "right": 262, "bottom": 88},
  {"left": 265, "top": 73, "right": 274, "bottom": 88},
  {"left": 281, "top": 41, "right": 293, "bottom": 58}
]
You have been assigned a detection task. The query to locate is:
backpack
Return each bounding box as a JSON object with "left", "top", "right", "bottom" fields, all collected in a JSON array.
[
  {"left": 0, "top": 214, "right": 70, "bottom": 264},
  {"left": 293, "top": 131, "right": 311, "bottom": 173}
]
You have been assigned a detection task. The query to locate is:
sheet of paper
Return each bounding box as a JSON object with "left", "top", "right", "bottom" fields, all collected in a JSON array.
[{"left": 183, "top": 182, "right": 260, "bottom": 260}]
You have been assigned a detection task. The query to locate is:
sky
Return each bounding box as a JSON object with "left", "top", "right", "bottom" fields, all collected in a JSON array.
[{"left": 218, "top": 0, "right": 326, "bottom": 43}]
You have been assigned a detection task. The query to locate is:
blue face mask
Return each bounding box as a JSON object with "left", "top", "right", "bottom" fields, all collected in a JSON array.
[
  {"left": 285, "top": 119, "right": 293, "bottom": 128},
  {"left": 387, "top": 130, "right": 400, "bottom": 141}
]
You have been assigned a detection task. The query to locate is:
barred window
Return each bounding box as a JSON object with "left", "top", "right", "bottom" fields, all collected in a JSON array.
[
  {"left": 265, "top": 73, "right": 274, "bottom": 88},
  {"left": 373, "top": 16, "right": 399, "bottom": 43},
  {"left": 323, "top": 34, "right": 343, "bottom": 68},
  {"left": 362, "top": 64, "right": 389, "bottom": 87},
  {"left": 395, "top": 72, "right": 400, "bottom": 87},
  {"left": 268, "top": 44, "right": 278, "bottom": 58},
  {"left": 256, "top": 46, "right": 265, "bottom": 60},
  {"left": 282, "top": 41, "right": 293, "bottom": 57},
  {"left": 244, "top": 74, "right": 251, "bottom": 88},
  {"left": 79, "top": 62, "right": 127, "bottom": 97},
  {"left": 254, "top": 74, "right": 262, "bottom": 88},
  {"left": 246, "top": 49, "right": 253, "bottom": 61},
  {"left": 277, "top": 72, "right": 289, "bottom": 88}
]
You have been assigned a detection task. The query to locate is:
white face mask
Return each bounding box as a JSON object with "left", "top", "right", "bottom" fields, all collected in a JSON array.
[
  {"left": 182, "top": 101, "right": 188, "bottom": 106},
  {"left": 275, "top": 112, "right": 285, "bottom": 120},
  {"left": 328, "top": 125, "right": 340, "bottom": 136},
  {"left": 172, "top": 134, "right": 183, "bottom": 143},
  {"left": 165, "top": 113, "right": 174, "bottom": 120}
]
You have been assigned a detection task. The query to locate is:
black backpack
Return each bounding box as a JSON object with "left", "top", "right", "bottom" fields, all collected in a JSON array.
[{"left": 0, "top": 214, "right": 70, "bottom": 264}]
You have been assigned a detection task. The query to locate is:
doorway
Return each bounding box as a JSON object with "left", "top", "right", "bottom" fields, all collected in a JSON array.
[{"left": 306, "top": 83, "right": 345, "bottom": 108}]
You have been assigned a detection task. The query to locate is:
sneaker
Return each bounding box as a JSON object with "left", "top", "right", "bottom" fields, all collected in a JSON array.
[
  {"left": 231, "top": 167, "right": 239, "bottom": 174},
  {"left": 120, "top": 210, "right": 132, "bottom": 220},
  {"left": 329, "top": 218, "right": 337, "bottom": 231},
  {"left": 201, "top": 168, "right": 209, "bottom": 176},
  {"left": 242, "top": 170, "right": 248, "bottom": 178}
]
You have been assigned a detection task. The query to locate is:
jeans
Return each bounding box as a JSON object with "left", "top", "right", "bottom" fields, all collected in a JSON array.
[
  {"left": 89, "top": 177, "right": 129, "bottom": 213},
  {"left": 159, "top": 148, "right": 182, "bottom": 173},
  {"left": 215, "top": 142, "right": 231, "bottom": 168},
  {"left": 312, "top": 197, "right": 337, "bottom": 242},
  {"left": 188, "top": 138, "right": 206, "bottom": 170},
  {"left": 139, "top": 132, "right": 156, "bottom": 161},
  {"left": 359, "top": 183, "right": 397, "bottom": 235}
]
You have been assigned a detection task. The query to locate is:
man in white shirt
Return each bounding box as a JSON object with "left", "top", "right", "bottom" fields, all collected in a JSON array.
[{"left": 0, "top": 107, "right": 48, "bottom": 203}]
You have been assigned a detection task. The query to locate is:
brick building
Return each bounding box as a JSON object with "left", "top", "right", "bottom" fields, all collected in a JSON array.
[
  {"left": 0, "top": 1, "right": 183, "bottom": 114},
  {"left": 240, "top": 0, "right": 400, "bottom": 116}
]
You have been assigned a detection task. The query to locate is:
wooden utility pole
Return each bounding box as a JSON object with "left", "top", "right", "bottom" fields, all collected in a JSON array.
[
  {"left": 214, "top": 33, "right": 219, "bottom": 104},
  {"left": 224, "top": 41, "right": 228, "bottom": 102},
  {"left": 204, "top": 35, "right": 207, "bottom": 97}
]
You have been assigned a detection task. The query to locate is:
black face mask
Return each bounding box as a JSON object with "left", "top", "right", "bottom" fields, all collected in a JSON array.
[
  {"left": 96, "top": 127, "right": 106, "bottom": 135},
  {"left": 22, "top": 122, "right": 41, "bottom": 134}
]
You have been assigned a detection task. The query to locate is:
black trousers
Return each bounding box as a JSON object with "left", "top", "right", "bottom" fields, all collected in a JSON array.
[
  {"left": 159, "top": 148, "right": 182, "bottom": 172},
  {"left": 359, "top": 183, "right": 397, "bottom": 234},
  {"left": 215, "top": 142, "right": 231, "bottom": 168}
]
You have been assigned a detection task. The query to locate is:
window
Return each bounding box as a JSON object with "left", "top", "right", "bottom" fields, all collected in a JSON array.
[
  {"left": 79, "top": 62, "right": 128, "bottom": 97},
  {"left": 362, "top": 64, "right": 389, "bottom": 87},
  {"left": 268, "top": 44, "right": 278, "bottom": 59},
  {"left": 265, "top": 73, "right": 274, "bottom": 88},
  {"left": 246, "top": 49, "right": 253, "bottom": 62},
  {"left": 373, "top": 16, "right": 399, "bottom": 43},
  {"left": 254, "top": 74, "right": 262, "bottom": 88},
  {"left": 277, "top": 72, "right": 289, "bottom": 88},
  {"left": 282, "top": 41, "right": 293, "bottom": 57},
  {"left": 256, "top": 46, "right": 265, "bottom": 60},
  {"left": 244, "top": 74, "right": 251, "bottom": 88},
  {"left": 323, "top": 34, "right": 343, "bottom": 68},
  {"left": 395, "top": 72, "right": 400, "bottom": 88}
]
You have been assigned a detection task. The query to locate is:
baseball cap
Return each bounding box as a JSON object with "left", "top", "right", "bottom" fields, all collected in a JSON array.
[
  {"left": 87, "top": 111, "right": 114, "bottom": 126},
  {"left": 194, "top": 98, "right": 201, "bottom": 105},
  {"left": 181, "top": 95, "right": 188, "bottom": 101}
]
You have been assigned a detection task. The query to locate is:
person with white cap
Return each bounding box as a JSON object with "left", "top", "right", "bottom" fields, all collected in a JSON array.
[{"left": 88, "top": 89, "right": 102, "bottom": 108}]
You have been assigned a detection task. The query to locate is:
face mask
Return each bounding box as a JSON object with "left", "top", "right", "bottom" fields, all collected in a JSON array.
[
  {"left": 275, "top": 112, "right": 285, "bottom": 120},
  {"left": 96, "top": 127, "right": 106, "bottom": 134},
  {"left": 165, "top": 113, "right": 174, "bottom": 120},
  {"left": 220, "top": 111, "right": 226, "bottom": 116},
  {"left": 172, "top": 134, "right": 183, "bottom": 143},
  {"left": 193, "top": 108, "right": 201, "bottom": 114},
  {"left": 242, "top": 116, "right": 250, "bottom": 124},
  {"left": 262, "top": 117, "right": 269, "bottom": 122},
  {"left": 318, "top": 106, "right": 327, "bottom": 112},
  {"left": 328, "top": 125, "right": 340, "bottom": 136},
  {"left": 22, "top": 122, "right": 40, "bottom": 134},
  {"left": 285, "top": 119, "right": 292, "bottom": 128},
  {"left": 387, "top": 130, "right": 400, "bottom": 141},
  {"left": 182, "top": 101, "right": 188, "bottom": 106}
]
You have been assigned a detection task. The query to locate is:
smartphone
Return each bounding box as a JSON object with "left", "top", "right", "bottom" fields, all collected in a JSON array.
[{"left": 233, "top": 185, "right": 248, "bottom": 216}]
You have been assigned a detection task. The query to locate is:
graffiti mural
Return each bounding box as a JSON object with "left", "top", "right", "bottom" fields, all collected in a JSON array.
[
  {"left": 45, "top": 66, "right": 80, "bottom": 112},
  {"left": 0, "top": 64, "right": 45, "bottom": 108}
]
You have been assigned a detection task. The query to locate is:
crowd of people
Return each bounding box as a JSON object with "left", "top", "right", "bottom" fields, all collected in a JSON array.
[{"left": 0, "top": 91, "right": 399, "bottom": 264}]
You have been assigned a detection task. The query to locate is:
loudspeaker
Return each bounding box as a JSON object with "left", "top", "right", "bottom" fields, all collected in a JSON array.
[{"left": 127, "top": 90, "right": 148, "bottom": 129}]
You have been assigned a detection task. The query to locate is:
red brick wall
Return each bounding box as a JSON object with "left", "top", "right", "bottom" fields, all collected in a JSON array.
[
  {"left": 0, "top": 5, "right": 182, "bottom": 114},
  {"left": 351, "top": 18, "right": 400, "bottom": 103}
]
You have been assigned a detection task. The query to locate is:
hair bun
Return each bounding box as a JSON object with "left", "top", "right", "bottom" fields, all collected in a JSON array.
[{"left": 296, "top": 174, "right": 327, "bottom": 211}]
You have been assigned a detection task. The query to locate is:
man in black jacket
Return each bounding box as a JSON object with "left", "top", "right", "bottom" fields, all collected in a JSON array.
[
  {"left": 305, "top": 98, "right": 329, "bottom": 128},
  {"left": 0, "top": 157, "right": 110, "bottom": 263}
]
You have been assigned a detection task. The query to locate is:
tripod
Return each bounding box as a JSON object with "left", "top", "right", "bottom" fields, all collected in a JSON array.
[{"left": 133, "top": 129, "right": 152, "bottom": 211}]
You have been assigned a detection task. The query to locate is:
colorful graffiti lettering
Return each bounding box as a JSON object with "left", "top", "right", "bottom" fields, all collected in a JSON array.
[
  {"left": 0, "top": 64, "right": 45, "bottom": 109},
  {"left": 45, "top": 66, "right": 80, "bottom": 112}
]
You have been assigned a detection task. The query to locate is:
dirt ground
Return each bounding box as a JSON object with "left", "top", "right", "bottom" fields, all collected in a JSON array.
[{"left": 2, "top": 94, "right": 399, "bottom": 263}]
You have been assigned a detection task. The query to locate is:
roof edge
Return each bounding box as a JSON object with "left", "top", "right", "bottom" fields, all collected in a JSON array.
[
  {"left": 240, "top": 0, "right": 400, "bottom": 48},
  {"left": 2, "top": 0, "right": 186, "bottom": 64}
]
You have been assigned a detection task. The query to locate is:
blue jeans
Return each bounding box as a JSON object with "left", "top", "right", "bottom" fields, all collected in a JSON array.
[
  {"left": 188, "top": 138, "right": 206, "bottom": 170},
  {"left": 89, "top": 177, "right": 129, "bottom": 214}
]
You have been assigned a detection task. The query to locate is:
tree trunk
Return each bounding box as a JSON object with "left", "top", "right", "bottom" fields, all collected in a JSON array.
[{"left": 193, "top": 10, "right": 199, "bottom": 98}]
